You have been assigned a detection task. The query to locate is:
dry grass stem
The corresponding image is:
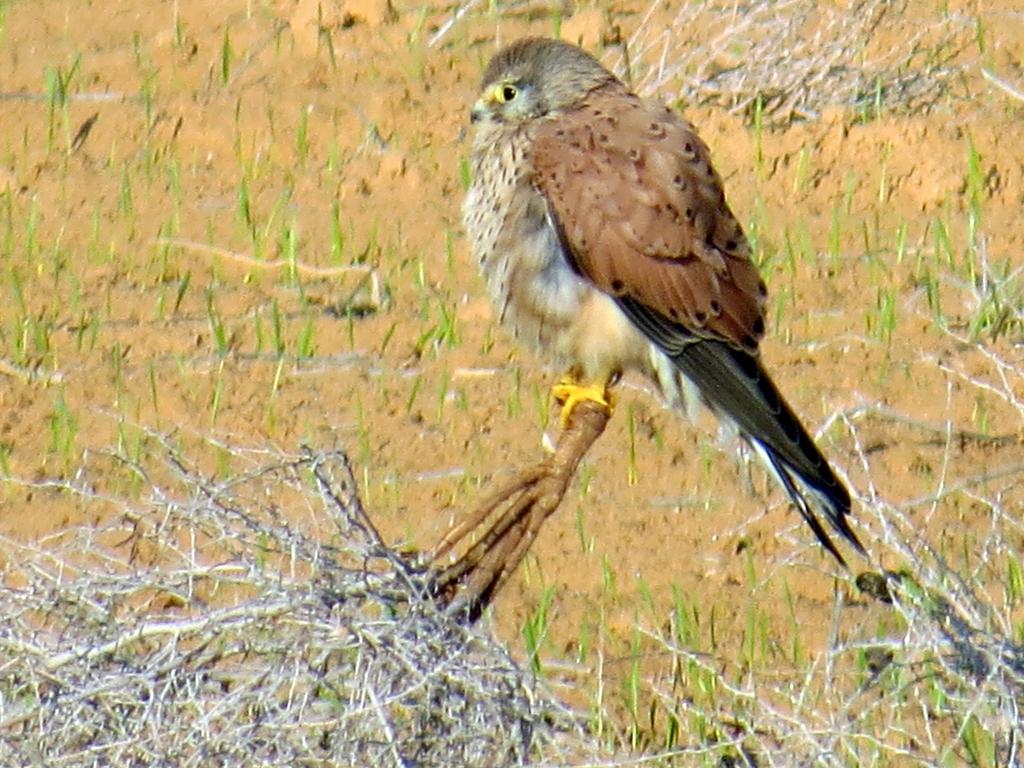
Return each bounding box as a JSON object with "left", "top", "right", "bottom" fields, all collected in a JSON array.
[
  {"left": 0, "top": 443, "right": 593, "bottom": 767},
  {"left": 430, "top": 399, "right": 611, "bottom": 621},
  {"left": 612, "top": 0, "right": 970, "bottom": 120}
]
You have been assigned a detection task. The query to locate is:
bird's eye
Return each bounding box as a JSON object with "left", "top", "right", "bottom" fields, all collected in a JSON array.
[{"left": 491, "top": 83, "right": 516, "bottom": 103}]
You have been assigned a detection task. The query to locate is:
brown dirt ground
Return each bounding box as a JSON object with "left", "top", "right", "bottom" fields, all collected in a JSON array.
[{"left": 1, "top": 0, "right": 1023, "bottom": 747}]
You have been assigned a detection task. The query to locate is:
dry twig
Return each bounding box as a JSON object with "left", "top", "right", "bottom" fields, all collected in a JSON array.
[
  {"left": 0, "top": 444, "right": 593, "bottom": 767},
  {"left": 430, "top": 399, "right": 610, "bottom": 621},
  {"left": 616, "top": 0, "right": 968, "bottom": 121}
]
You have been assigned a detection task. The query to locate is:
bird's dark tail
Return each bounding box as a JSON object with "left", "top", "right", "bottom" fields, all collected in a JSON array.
[
  {"left": 613, "top": 294, "right": 863, "bottom": 562},
  {"left": 669, "top": 337, "right": 865, "bottom": 565}
]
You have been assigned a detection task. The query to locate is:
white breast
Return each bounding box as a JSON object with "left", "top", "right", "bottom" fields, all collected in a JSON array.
[{"left": 463, "top": 129, "right": 655, "bottom": 385}]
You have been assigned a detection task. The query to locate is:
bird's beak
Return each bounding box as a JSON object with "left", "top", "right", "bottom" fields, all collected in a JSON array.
[{"left": 470, "top": 98, "right": 487, "bottom": 124}]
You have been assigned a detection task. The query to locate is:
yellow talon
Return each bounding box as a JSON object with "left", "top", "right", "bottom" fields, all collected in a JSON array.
[{"left": 551, "top": 377, "right": 612, "bottom": 427}]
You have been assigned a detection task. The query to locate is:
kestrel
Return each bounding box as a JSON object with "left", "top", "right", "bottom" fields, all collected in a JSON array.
[{"left": 463, "top": 38, "right": 864, "bottom": 562}]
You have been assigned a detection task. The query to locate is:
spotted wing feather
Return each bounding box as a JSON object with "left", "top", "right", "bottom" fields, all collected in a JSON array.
[
  {"left": 531, "top": 83, "right": 766, "bottom": 353},
  {"left": 531, "top": 82, "right": 863, "bottom": 559}
]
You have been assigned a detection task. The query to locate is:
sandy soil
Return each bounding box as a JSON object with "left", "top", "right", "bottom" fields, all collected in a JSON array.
[{"left": 1, "top": 0, "right": 1022, "bottom": 746}]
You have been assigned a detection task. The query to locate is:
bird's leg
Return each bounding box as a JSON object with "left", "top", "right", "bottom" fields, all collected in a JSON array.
[{"left": 551, "top": 371, "right": 613, "bottom": 428}]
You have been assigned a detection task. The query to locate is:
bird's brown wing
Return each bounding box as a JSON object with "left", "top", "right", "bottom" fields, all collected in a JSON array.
[
  {"left": 531, "top": 83, "right": 863, "bottom": 561},
  {"left": 530, "top": 83, "right": 767, "bottom": 353}
]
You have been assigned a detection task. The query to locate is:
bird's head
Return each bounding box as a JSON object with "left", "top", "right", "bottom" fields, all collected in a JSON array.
[{"left": 471, "top": 38, "right": 617, "bottom": 126}]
